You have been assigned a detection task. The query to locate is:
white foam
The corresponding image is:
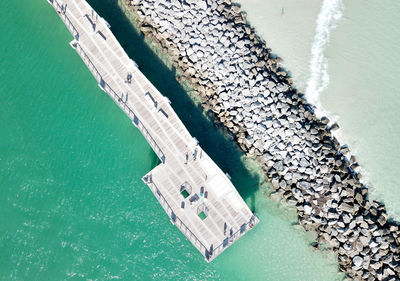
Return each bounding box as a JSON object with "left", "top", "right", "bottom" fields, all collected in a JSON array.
[
  {"left": 304, "top": 2, "right": 400, "bottom": 221},
  {"left": 305, "top": 1, "right": 375, "bottom": 190},
  {"left": 305, "top": 0, "right": 344, "bottom": 111}
]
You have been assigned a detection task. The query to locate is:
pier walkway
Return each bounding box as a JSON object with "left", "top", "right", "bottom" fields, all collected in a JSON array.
[{"left": 48, "top": 0, "right": 258, "bottom": 261}]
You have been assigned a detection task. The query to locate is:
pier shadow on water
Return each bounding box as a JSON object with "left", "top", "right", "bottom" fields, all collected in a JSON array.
[{"left": 87, "top": 0, "right": 264, "bottom": 211}]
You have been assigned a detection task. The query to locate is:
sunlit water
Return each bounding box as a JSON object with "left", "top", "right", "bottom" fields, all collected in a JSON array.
[
  {"left": 239, "top": 0, "right": 400, "bottom": 220},
  {"left": 0, "top": 0, "right": 343, "bottom": 280}
]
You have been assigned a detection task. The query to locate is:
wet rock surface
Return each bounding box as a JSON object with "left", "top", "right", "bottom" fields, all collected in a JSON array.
[{"left": 124, "top": 0, "right": 400, "bottom": 279}]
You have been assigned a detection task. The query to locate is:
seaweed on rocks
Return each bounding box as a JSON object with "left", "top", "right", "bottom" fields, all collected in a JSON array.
[{"left": 123, "top": 0, "right": 400, "bottom": 279}]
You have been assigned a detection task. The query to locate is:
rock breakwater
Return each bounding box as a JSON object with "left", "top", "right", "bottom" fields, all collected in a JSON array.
[{"left": 124, "top": 0, "right": 400, "bottom": 279}]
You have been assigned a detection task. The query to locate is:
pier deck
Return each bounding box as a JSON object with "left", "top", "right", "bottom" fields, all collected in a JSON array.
[{"left": 48, "top": 0, "right": 258, "bottom": 261}]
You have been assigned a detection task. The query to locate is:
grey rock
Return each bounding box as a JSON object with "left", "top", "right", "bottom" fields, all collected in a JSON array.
[
  {"left": 132, "top": 1, "right": 400, "bottom": 278},
  {"left": 339, "top": 145, "right": 350, "bottom": 155},
  {"left": 340, "top": 202, "right": 354, "bottom": 213},
  {"left": 299, "top": 158, "right": 310, "bottom": 167},
  {"left": 330, "top": 122, "right": 340, "bottom": 131},
  {"left": 273, "top": 160, "right": 284, "bottom": 172}
]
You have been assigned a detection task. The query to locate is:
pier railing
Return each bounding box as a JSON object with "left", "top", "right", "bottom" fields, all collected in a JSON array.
[
  {"left": 145, "top": 180, "right": 211, "bottom": 259},
  {"left": 48, "top": 0, "right": 258, "bottom": 262},
  {"left": 48, "top": 0, "right": 79, "bottom": 39},
  {"left": 212, "top": 214, "right": 258, "bottom": 258},
  {"left": 73, "top": 42, "right": 165, "bottom": 161},
  {"left": 48, "top": 0, "right": 165, "bottom": 162},
  {"left": 145, "top": 179, "right": 259, "bottom": 261}
]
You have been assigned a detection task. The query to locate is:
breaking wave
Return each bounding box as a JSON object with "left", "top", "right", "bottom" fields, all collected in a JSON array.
[
  {"left": 304, "top": 1, "right": 376, "bottom": 193},
  {"left": 305, "top": 0, "right": 344, "bottom": 110}
]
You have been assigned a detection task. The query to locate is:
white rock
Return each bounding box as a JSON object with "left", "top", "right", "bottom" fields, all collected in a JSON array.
[
  {"left": 304, "top": 205, "right": 312, "bottom": 215},
  {"left": 353, "top": 256, "right": 363, "bottom": 268}
]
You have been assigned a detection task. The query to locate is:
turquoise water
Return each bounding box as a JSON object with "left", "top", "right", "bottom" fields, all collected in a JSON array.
[{"left": 0, "top": 0, "right": 344, "bottom": 280}]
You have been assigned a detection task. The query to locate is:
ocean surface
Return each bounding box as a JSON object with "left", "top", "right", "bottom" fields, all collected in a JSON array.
[
  {"left": 239, "top": 0, "right": 400, "bottom": 220},
  {"left": 0, "top": 0, "right": 344, "bottom": 280}
]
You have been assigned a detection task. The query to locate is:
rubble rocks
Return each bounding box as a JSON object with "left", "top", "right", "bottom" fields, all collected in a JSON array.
[{"left": 124, "top": 0, "right": 400, "bottom": 279}]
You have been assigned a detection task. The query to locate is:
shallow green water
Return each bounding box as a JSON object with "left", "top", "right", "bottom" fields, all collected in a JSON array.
[
  {"left": 322, "top": 0, "right": 400, "bottom": 219},
  {"left": 239, "top": 0, "right": 400, "bottom": 219},
  {"left": 238, "top": 0, "right": 322, "bottom": 91},
  {"left": 0, "top": 0, "right": 343, "bottom": 280}
]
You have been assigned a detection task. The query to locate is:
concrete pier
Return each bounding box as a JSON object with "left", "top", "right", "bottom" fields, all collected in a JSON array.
[{"left": 47, "top": 0, "right": 258, "bottom": 262}]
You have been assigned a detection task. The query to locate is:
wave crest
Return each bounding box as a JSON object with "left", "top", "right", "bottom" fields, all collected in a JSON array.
[{"left": 305, "top": 0, "right": 344, "bottom": 109}]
